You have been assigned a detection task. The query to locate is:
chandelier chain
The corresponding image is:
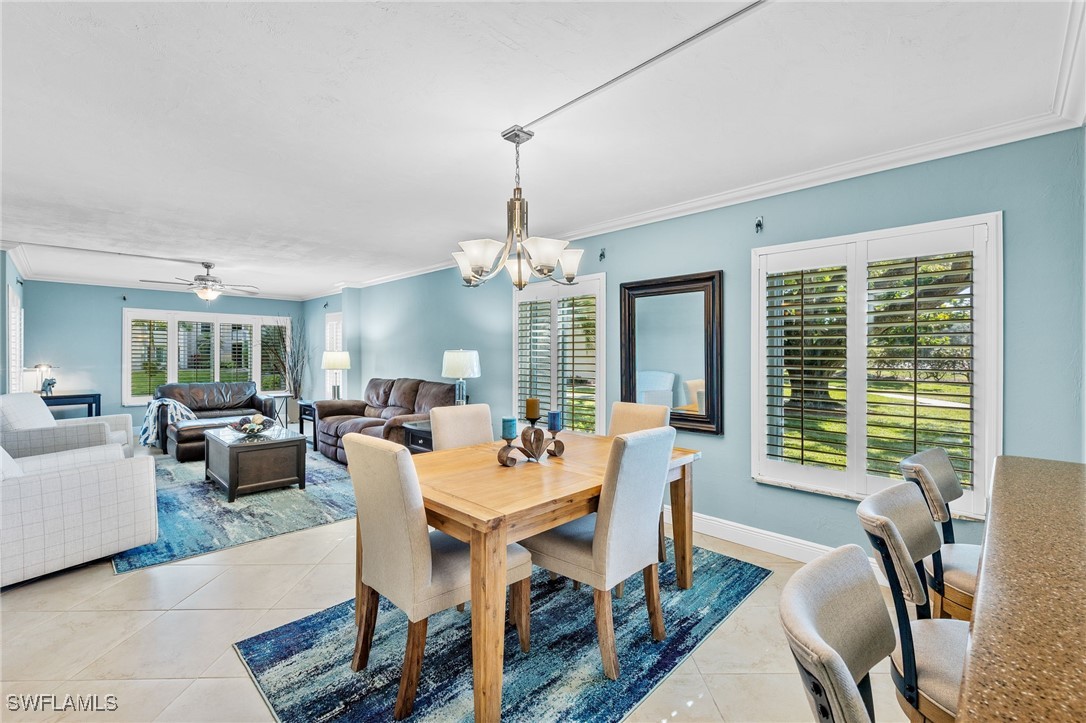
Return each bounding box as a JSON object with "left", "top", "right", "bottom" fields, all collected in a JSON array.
[{"left": 514, "top": 142, "right": 521, "bottom": 187}]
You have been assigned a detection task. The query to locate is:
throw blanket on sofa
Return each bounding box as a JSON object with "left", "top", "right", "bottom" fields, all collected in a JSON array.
[{"left": 139, "top": 398, "right": 197, "bottom": 447}]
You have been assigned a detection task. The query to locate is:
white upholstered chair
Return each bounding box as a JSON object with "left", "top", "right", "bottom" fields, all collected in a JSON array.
[
  {"left": 683, "top": 378, "right": 706, "bottom": 413},
  {"left": 856, "top": 483, "right": 969, "bottom": 723},
  {"left": 343, "top": 433, "right": 533, "bottom": 719},
  {"left": 635, "top": 370, "right": 675, "bottom": 407},
  {"left": 608, "top": 401, "right": 673, "bottom": 588},
  {"left": 0, "top": 392, "right": 134, "bottom": 457},
  {"left": 779, "top": 544, "right": 897, "bottom": 723},
  {"left": 899, "top": 448, "right": 980, "bottom": 621},
  {"left": 0, "top": 444, "right": 157, "bottom": 586},
  {"left": 430, "top": 403, "right": 493, "bottom": 451},
  {"left": 520, "top": 426, "right": 677, "bottom": 680}
]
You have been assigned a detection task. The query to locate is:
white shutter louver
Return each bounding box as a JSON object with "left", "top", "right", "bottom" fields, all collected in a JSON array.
[
  {"left": 178, "top": 321, "right": 214, "bottom": 383},
  {"left": 261, "top": 324, "right": 287, "bottom": 391},
  {"left": 558, "top": 294, "right": 598, "bottom": 433},
  {"left": 130, "top": 318, "right": 168, "bottom": 396},
  {"left": 517, "top": 299, "right": 551, "bottom": 419},
  {"left": 219, "top": 323, "right": 253, "bottom": 383}
]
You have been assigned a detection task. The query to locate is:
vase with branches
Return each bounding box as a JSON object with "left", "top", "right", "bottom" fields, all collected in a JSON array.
[{"left": 266, "top": 316, "right": 310, "bottom": 401}]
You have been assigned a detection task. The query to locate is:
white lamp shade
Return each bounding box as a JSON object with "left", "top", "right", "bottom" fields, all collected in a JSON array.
[
  {"left": 458, "top": 239, "right": 504, "bottom": 273},
  {"left": 195, "top": 287, "right": 222, "bottom": 301},
  {"left": 505, "top": 254, "right": 533, "bottom": 288},
  {"left": 559, "top": 248, "right": 584, "bottom": 280},
  {"left": 442, "top": 349, "right": 481, "bottom": 379},
  {"left": 522, "top": 236, "right": 568, "bottom": 271},
  {"left": 451, "top": 251, "right": 475, "bottom": 283},
  {"left": 321, "top": 351, "right": 351, "bottom": 370}
]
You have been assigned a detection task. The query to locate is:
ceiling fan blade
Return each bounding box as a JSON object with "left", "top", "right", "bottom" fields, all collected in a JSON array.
[
  {"left": 139, "top": 279, "right": 193, "bottom": 286},
  {"left": 175, "top": 277, "right": 195, "bottom": 283},
  {"left": 227, "top": 284, "right": 260, "bottom": 290},
  {"left": 227, "top": 286, "right": 260, "bottom": 295}
]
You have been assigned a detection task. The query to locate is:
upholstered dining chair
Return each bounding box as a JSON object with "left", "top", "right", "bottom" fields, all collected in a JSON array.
[
  {"left": 521, "top": 426, "right": 677, "bottom": 680},
  {"left": 779, "top": 544, "right": 897, "bottom": 723},
  {"left": 430, "top": 403, "right": 493, "bottom": 451},
  {"left": 343, "top": 433, "right": 533, "bottom": 719},
  {"left": 899, "top": 448, "right": 980, "bottom": 621},
  {"left": 608, "top": 401, "right": 673, "bottom": 592},
  {"left": 856, "top": 483, "right": 970, "bottom": 723}
]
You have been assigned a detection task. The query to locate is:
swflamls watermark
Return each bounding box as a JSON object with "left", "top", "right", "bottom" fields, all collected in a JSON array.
[{"left": 6, "top": 693, "right": 119, "bottom": 713}]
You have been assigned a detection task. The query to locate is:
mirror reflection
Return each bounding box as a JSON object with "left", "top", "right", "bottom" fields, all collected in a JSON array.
[{"left": 634, "top": 293, "right": 706, "bottom": 413}]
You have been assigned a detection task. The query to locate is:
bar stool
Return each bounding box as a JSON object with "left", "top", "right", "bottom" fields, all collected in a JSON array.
[
  {"left": 899, "top": 449, "right": 980, "bottom": 621},
  {"left": 857, "top": 483, "right": 969, "bottom": 723},
  {"left": 779, "top": 544, "right": 897, "bottom": 722}
]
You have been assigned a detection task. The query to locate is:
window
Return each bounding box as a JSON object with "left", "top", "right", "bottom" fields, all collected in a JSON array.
[
  {"left": 324, "top": 312, "right": 343, "bottom": 400},
  {"left": 752, "top": 214, "right": 1001, "bottom": 517},
  {"left": 513, "top": 274, "right": 605, "bottom": 433},
  {"left": 122, "top": 309, "right": 291, "bottom": 405},
  {"left": 7, "top": 286, "right": 24, "bottom": 393}
]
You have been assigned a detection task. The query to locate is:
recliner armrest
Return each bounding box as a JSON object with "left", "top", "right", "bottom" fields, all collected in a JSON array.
[
  {"left": 314, "top": 400, "right": 368, "bottom": 418},
  {"left": 381, "top": 413, "right": 430, "bottom": 436},
  {"left": 2, "top": 422, "right": 112, "bottom": 458},
  {"left": 252, "top": 394, "right": 278, "bottom": 418}
]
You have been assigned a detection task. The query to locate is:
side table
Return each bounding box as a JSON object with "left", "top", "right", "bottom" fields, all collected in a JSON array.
[
  {"left": 298, "top": 400, "right": 317, "bottom": 448},
  {"left": 403, "top": 420, "right": 433, "bottom": 454}
]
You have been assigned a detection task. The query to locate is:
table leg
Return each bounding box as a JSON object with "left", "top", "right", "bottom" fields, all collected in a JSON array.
[
  {"left": 670, "top": 463, "right": 694, "bottom": 589},
  {"left": 470, "top": 525, "right": 507, "bottom": 723},
  {"left": 355, "top": 517, "right": 364, "bottom": 627}
]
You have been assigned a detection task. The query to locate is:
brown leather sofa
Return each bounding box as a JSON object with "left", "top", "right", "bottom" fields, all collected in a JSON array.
[
  {"left": 315, "top": 378, "right": 455, "bottom": 463},
  {"left": 154, "top": 381, "right": 277, "bottom": 462}
]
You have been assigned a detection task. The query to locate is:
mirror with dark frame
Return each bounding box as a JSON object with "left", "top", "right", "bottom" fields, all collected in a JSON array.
[{"left": 620, "top": 271, "right": 723, "bottom": 434}]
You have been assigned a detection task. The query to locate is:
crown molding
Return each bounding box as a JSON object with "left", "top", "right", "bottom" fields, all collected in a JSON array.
[
  {"left": 560, "top": 110, "right": 1077, "bottom": 243},
  {"left": 302, "top": 259, "right": 458, "bottom": 301},
  {"left": 1054, "top": 0, "right": 1086, "bottom": 125},
  {"left": 4, "top": 244, "right": 32, "bottom": 280}
]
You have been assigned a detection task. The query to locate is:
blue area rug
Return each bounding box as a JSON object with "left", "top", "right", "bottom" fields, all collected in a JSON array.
[
  {"left": 112, "top": 450, "right": 355, "bottom": 573},
  {"left": 235, "top": 542, "right": 770, "bottom": 722}
]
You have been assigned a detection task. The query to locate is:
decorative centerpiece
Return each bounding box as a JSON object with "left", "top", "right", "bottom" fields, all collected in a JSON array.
[
  {"left": 228, "top": 414, "right": 275, "bottom": 437},
  {"left": 498, "top": 406, "right": 564, "bottom": 467}
]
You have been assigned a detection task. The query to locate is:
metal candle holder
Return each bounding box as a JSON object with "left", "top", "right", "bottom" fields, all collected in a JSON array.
[{"left": 497, "top": 418, "right": 564, "bottom": 467}]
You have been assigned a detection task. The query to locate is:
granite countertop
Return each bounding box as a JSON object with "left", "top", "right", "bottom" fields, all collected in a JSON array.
[{"left": 958, "top": 455, "right": 1086, "bottom": 722}]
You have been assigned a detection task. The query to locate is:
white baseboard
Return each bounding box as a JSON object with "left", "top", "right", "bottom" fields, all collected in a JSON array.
[{"left": 664, "top": 506, "right": 889, "bottom": 586}]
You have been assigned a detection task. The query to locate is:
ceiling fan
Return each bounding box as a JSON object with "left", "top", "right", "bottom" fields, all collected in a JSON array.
[{"left": 140, "top": 261, "right": 259, "bottom": 300}]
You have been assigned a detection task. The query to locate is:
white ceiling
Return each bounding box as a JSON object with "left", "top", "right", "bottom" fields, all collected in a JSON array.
[{"left": 2, "top": 2, "right": 1083, "bottom": 300}]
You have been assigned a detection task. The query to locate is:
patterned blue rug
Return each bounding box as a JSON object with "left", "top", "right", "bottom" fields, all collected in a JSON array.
[
  {"left": 112, "top": 450, "right": 355, "bottom": 573},
  {"left": 235, "top": 542, "right": 770, "bottom": 722}
]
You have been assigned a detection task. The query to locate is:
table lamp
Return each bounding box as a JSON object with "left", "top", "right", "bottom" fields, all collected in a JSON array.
[
  {"left": 321, "top": 351, "right": 351, "bottom": 400},
  {"left": 442, "top": 349, "right": 481, "bottom": 405}
]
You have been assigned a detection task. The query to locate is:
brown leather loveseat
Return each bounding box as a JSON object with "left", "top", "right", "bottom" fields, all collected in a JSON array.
[
  {"left": 315, "top": 377, "right": 455, "bottom": 463},
  {"left": 154, "top": 381, "right": 277, "bottom": 462}
]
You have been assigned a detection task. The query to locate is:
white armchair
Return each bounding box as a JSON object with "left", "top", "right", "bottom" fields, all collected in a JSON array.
[
  {"left": 0, "top": 444, "right": 158, "bottom": 586},
  {"left": 0, "top": 393, "right": 134, "bottom": 457}
]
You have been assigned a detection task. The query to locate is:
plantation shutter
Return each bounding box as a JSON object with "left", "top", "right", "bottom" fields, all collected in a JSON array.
[
  {"left": 866, "top": 252, "right": 975, "bottom": 485},
  {"left": 218, "top": 323, "right": 253, "bottom": 383},
  {"left": 260, "top": 324, "right": 288, "bottom": 391},
  {"left": 324, "top": 313, "right": 343, "bottom": 399},
  {"left": 7, "top": 286, "right": 23, "bottom": 393},
  {"left": 557, "top": 294, "right": 598, "bottom": 433},
  {"left": 765, "top": 266, "right": 848, "bottom": 470},
  {"left": 517, "top": 299, "right": 551, "bottom": 419},
  {"left": 130, "top": 318, "right": 168, "bottom": 396},
  {"left": 177, "top": 321, "right": 214, "bottom": 384}
]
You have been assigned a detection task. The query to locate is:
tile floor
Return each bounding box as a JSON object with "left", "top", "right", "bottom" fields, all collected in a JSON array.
[{"left": 0, "top": 449, "right": 910, "bottom": 722}]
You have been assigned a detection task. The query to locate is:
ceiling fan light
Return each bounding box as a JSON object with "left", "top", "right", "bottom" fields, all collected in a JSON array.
[
  {"left": 558, "top": 248, "right": 584, "bottom": 282},
  {"left": 522, "top": 236, "right": 568, "bottom": 275},
  {"left": 458, "top": 239, "right": 504, "bottom": 274},
  {"left": 195, "top": 287, "right": 221, "bottom": 301}
]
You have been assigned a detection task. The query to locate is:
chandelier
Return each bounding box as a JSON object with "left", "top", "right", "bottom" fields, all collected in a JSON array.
[{"left": 452, "top": 126, "right": 583, "bottom": 291}]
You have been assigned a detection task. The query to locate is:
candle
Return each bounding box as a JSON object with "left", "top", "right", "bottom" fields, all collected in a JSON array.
[
  {"left": 501, "top": 417, "right": 517, "bottom": 440},
  {"left": 525, "top": 398, "right": 540, "bottom": 419},
  {"left": 547, "top": 410, "right": 562, "bottom": 432}
]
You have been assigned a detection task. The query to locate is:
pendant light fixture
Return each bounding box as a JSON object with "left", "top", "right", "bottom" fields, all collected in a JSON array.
[{"left": 452, "top": 126, "right": 583, "bottom": 291}]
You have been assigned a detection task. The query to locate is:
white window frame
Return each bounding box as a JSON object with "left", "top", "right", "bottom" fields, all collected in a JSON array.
[
  {"left": 7, "top": 285, "right": 23, "bottom": 393},
  {"left": 324, "top": 312, "right": 343, "bottom": 400},
  {"left": 511, "top": 273, "right": 606, "bottom": 434},
  {"left": 122, "top": 308, "right": 291, "bottom": 406},
  {"left": 751, "top": 212, "right": 1002, "bottom": 518}
]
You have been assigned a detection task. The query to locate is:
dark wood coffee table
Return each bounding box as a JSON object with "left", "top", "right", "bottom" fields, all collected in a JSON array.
[{"left": 204, "top": 426, "right": 307, "bottom": 502}]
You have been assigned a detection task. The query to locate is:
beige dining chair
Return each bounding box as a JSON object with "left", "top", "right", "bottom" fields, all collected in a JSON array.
[
  {"left": 779, "top": 544, "right": 897, "bottom": 723},
  {"left": 431, "top": 403, "right": 494, "bottom": 451},
  {"left": 683, "top": 379, "right": 705, "bottom": 413},
  {"left": 856, "top": 483, "right": 969, "bottom": 723},
  {"left": 343, "top": 433, "right": 533, "bottom": 719},
  {"left": 608, "top": 401, "right": 673, "bottom": 595},
  {"left": 521, "top": 426, "right": 677, "bottom": 680},
  {"left": 899, "top": 448, "right": 980, "bottom": 621}
]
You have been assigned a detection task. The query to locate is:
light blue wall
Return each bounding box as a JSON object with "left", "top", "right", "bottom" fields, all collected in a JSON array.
[
  {"left": 342, "top": 128, "right": 1085, "bottom": 550},
  {"left": 301, "top": 292, "right": 342, "bottom": 401},
  {"left": 21, "top": 281, "right": 303, "bottom": 420}
]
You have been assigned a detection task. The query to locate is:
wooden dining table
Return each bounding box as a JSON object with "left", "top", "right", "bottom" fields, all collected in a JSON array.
[{"left": 354, "top": 432, "right": 701, "bottom": 722}]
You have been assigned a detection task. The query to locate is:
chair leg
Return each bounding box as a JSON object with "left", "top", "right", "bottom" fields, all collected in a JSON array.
[
  {"left": 351, "top": 583, "right": 380, "bottom": 671},
  {"left": 593, "top": 587, "right": 620, "bottom": 680},
  {"left": 548, "top": 570, "right": 558, "bottom": 581},
  {"left": 658, "top": 509, "right": 667, "bottom": 562},
  {"left": 614, "top": 581, "right": 625, "bottom": 599},
  {"left": 456, "top": 603, "right": 465, "bottom": 613},
  {"left": 393, "top": 618, "right": 428, "bottom": 720},
  {"left": 512, "top": 578, "right": 531, "bottom": 652},
  {"left": 643, "top": 564, "right": 666, "bottom": 641},
  {"left": 573, "top": 580, "right": 581, "bottom": 591}
]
